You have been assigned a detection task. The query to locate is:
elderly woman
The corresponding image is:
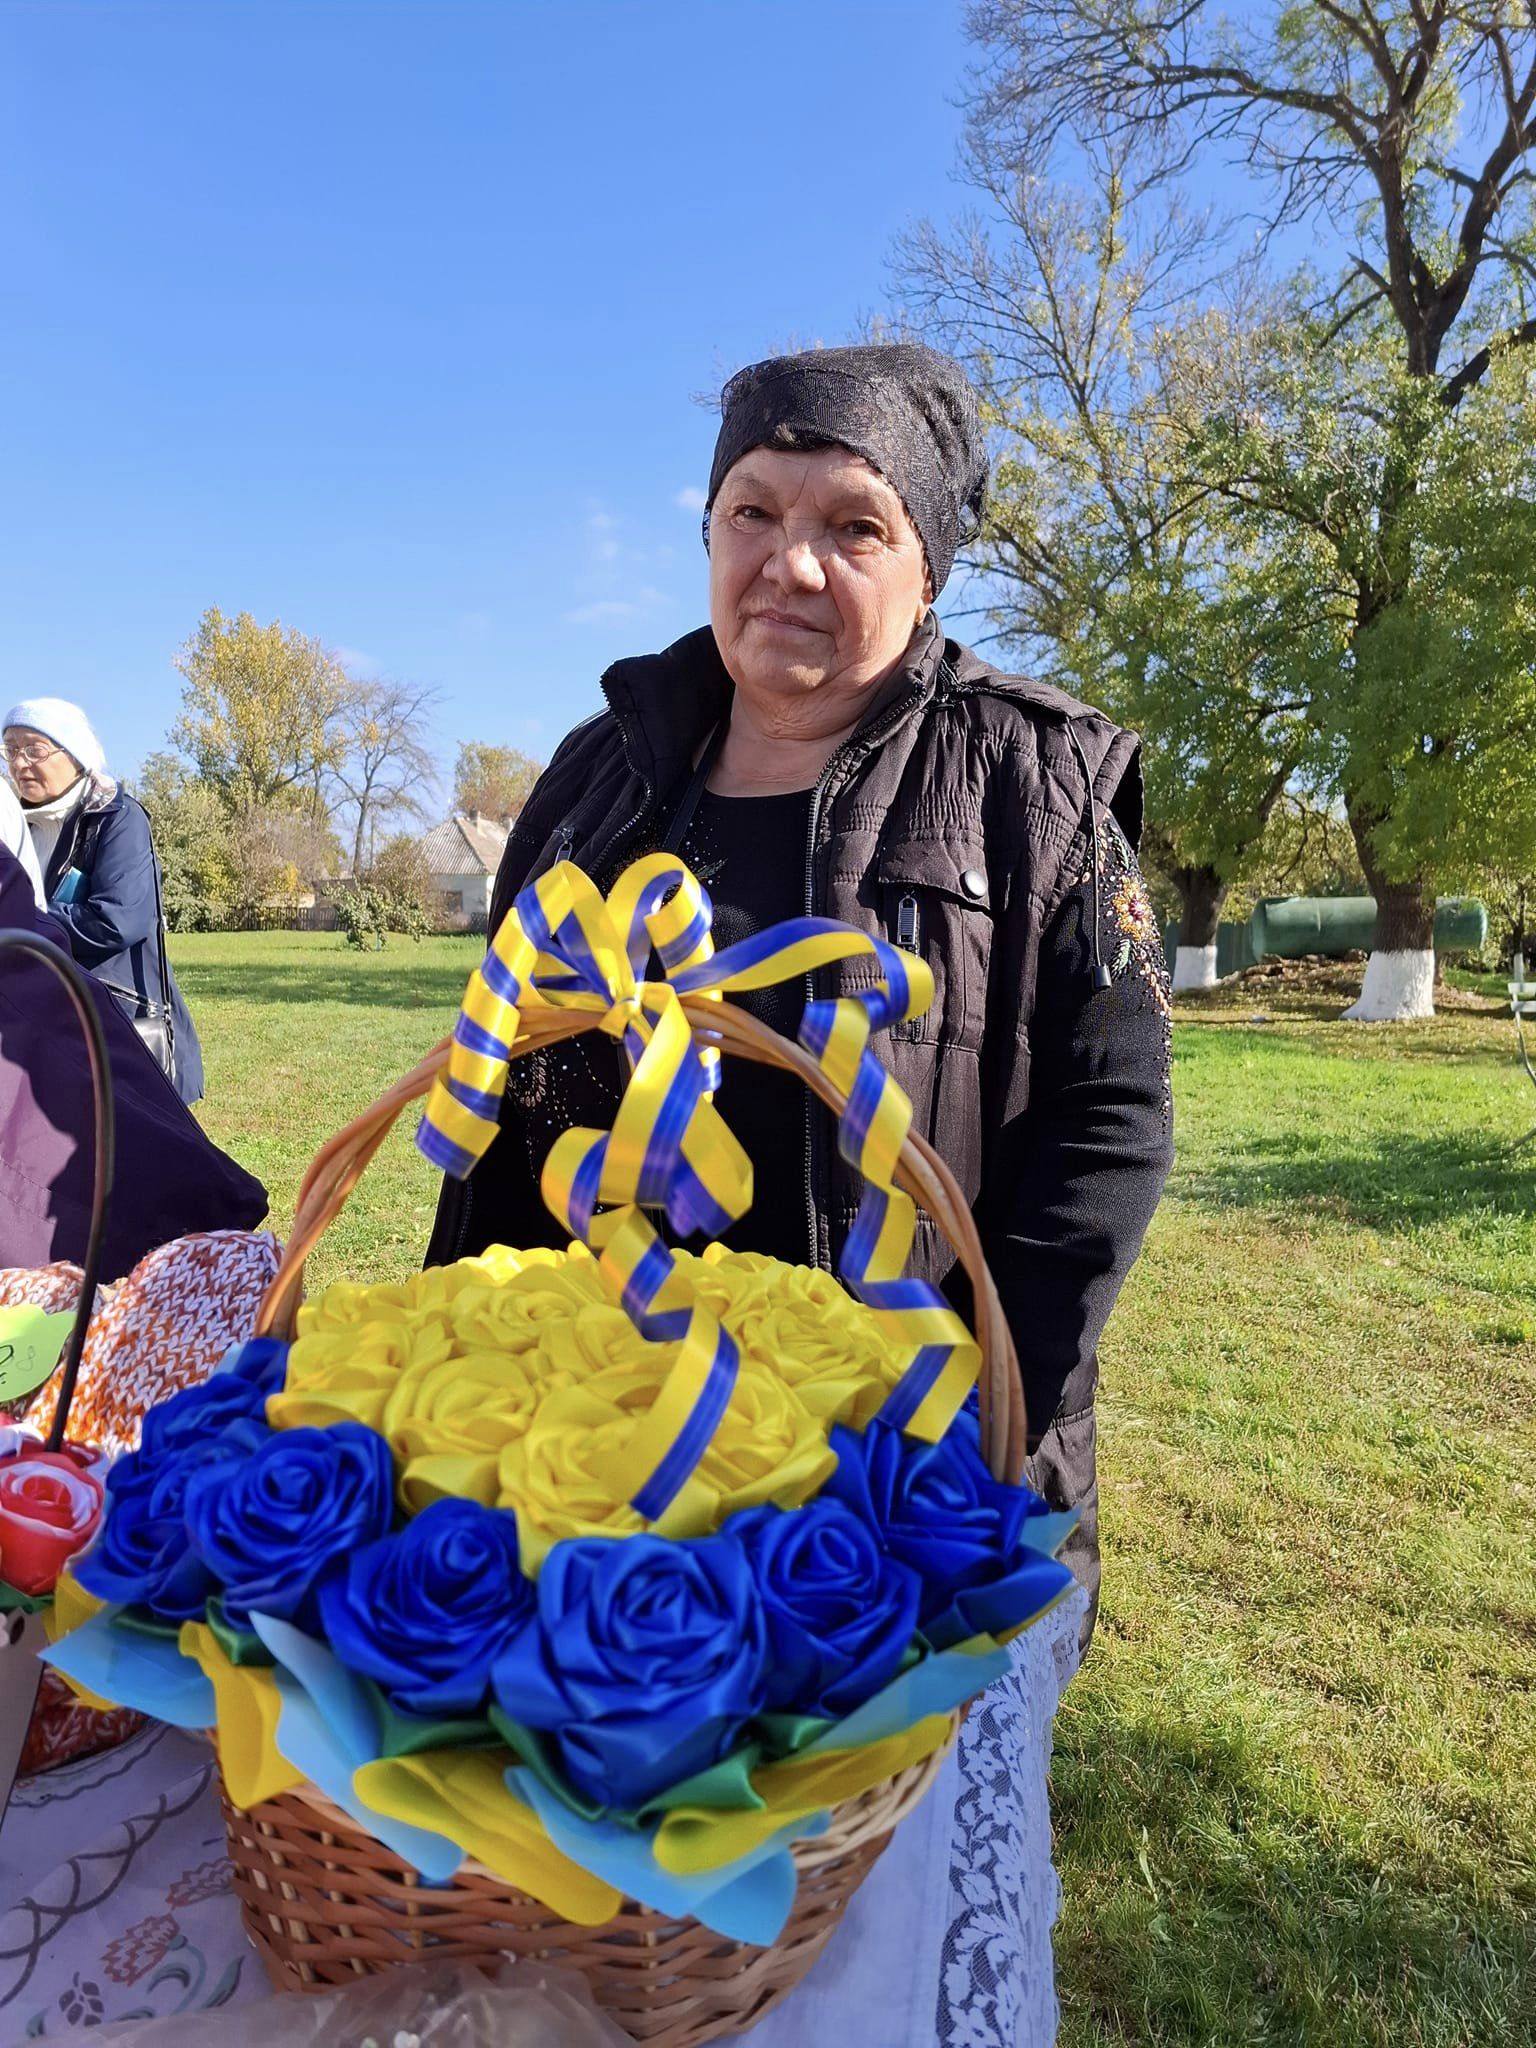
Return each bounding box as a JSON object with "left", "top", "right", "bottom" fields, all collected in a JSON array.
[
  {"left": 428, "top": 343, "right": 1173, "bottom": 1643},
  {"left": 3, "top": 698, "right": 204, "bottom": 1104}
]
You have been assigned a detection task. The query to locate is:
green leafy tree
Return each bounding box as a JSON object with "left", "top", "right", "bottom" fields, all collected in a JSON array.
[
  {"left": 173, "top": 607, "right": 352, "bottom": 816},
  {"left": 1220, "top": 794, "right": 1367, "bottom": 927},
  {"left": 896, "top": 146, "right": 1343, "bottom": 984},
  {"left": 960, "top": 0, "right": 1536, "bottom": 1015},
  {"left": 131, "top": 751, "right": 236, "bottom": 931},
  {"left": 452, "top": 741, "right": 543, "bottom": 822}
]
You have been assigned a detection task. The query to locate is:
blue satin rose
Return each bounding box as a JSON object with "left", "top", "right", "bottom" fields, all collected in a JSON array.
[
  {"left": 730, "top": 1500, "right": 920, "bottom": 1720},
  {"left": 218, "top": 1337, "right": 291, "bottom": 1394},
  {"left": 139, "top": 1372, "right": 271, "bottom": 1463},
  {"left": 75, "top": 1430, "right": 265, "bottom": 1621},
  {"left": 183, "top": 1423, "right": 394, "bottom": 1627},
  {"left": 491, "top": 1534, "right": 768, "bottom": 1810},
  {"left": 318, "top": 1498, "right": 535, "bottom": 1717},
  {"left": 825, "top": 1415, "right": 1069, "bottom": 1650}
]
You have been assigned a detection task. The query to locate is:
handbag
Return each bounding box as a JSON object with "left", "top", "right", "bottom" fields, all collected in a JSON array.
[
  {"left": 95, "top": 853, "right": 177, "bottom": 1084},
  {"left": 51, "top": 804, "right": 178, "bottom": 1086}
]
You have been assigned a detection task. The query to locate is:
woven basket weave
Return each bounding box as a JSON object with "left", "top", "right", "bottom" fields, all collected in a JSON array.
[
  {"left": 224, "top": 994, "right": 1027, "bottom": 2042},
  {"left": 221, "top": 1732, "right": 952, "bottom": 2043}
]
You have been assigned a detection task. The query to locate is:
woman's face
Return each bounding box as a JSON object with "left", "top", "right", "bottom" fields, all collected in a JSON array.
[
  {"left": 709, "top": 445, "right": 932, "bottom": 725},
  {"left": 4, "top": 727, "right": 81, "bottom": 803}
]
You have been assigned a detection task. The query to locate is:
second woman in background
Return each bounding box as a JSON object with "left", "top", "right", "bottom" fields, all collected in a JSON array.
[{"left": 3, "top": 697, "right": 204, "bottom": 1104}]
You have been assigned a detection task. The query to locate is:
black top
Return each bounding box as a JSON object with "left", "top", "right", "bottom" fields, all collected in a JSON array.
[{"left": 678, "top": 785, "right": 814, "bottom": 1265}]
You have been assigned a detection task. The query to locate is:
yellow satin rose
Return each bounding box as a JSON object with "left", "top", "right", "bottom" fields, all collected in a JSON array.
[
  {"left": 730, "top": 1268, "right": 907, "bottom": 1427},
  {"left": 532, "top": 1302, "right": 675, "bottom": 1384},
  {"left": 498, "top": 1368, "right": 708, "bottom": 1567},
  {"left": 693, "top": 1362, "right": 836, "bottom": 1520},
  {"left": 658, "top": 1247, "right": 771, "bottom": 1322},
  {"left": 271, "top": 1318, "right": 455, "bottom": 1432},
  {"left": 382, "top": 1346, "right": 558, "bottom": 1510},
  {"left": 280, "top": 1242, "right": 906, "bottom": 1549},
  {"left": 295, "top": 1246, "right": 562, "bottom": 1337},
  {"left": 449, "top": 1263, "right": 612, "bottom": 1358}
]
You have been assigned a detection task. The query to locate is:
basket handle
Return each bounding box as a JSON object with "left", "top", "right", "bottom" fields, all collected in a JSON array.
[
  {"left": 0, "top": 934, "right": 116, "bottom": 1452},
  {"left": 254, "top": 999, "right": 1027, "bottom": 1486}
]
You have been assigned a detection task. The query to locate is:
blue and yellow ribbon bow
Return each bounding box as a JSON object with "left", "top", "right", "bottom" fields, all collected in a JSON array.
[{"left": 417, "top": 854, "right": 979, "bottom": 1520}]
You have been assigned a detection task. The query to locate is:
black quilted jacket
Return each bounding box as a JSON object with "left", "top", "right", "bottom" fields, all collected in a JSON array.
[{"left": 427, "top": 615, "right": 1173, "bottom": 1639}]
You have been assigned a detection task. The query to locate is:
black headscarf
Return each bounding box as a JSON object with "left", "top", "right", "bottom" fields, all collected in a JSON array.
[{"left": 705, "top": 342, "right": 988, "bottom": 596}]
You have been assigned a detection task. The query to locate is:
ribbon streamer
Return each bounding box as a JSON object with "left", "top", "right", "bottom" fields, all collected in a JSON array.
[{"left": 417, "top": 856, "right": 980, "bottom": 1518}]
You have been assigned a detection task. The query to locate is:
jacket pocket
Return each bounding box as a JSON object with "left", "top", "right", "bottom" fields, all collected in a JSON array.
[{"left": 875, "top": 834, "right": 993, "bottom": 1051}]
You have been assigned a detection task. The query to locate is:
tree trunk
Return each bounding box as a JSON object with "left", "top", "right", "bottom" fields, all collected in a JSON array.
[
  {"left": 1343, "top": 803, "right": 1436, "bottom": 1020},
  {"left": 1171, "top": 863, "right": 1226, "bottom": 991}
]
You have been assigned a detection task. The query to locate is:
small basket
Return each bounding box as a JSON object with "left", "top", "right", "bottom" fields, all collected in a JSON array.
[{"left": 227, "top": 994, "right": 1028, "bottom": 2042}]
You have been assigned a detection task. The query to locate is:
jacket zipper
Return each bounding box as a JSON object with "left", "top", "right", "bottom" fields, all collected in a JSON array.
[
  {"left": 801, "top": 682, "right": 926, "bottom": 1269},
  {"left": 590, "top": 768, "right": 654, "bottom": 889}
]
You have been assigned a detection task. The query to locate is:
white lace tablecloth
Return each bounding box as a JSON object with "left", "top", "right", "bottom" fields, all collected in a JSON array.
[{"left": 0, "top": 1588, "right": 1084, "bottom": 2046}]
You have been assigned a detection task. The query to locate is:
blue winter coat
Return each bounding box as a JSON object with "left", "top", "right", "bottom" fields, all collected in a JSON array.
[{"left": 40, "top": 789, "right": 205, "bottom": 1104}]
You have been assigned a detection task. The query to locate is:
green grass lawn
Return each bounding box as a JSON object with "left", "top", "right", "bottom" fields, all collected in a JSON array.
[{"left": 173, "top": 931, "right": 1536, "bottom": 2047}]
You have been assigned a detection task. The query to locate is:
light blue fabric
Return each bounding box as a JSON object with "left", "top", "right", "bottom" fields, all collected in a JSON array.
[
  {"left": 799, "top": 1637, "right": 1010, "bottom": 1755},
  {"left": 42, "top": 1612, "right": 215, "bottom": 1730},
  {"left": 508, "top": 1764, "right": 823, "bottom": 1945},
  {"left": 247, "top": 1613, "right": 465, "bottom": 1883}
]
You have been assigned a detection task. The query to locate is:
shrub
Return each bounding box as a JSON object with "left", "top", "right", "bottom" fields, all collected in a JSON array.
[{"left": 335, "top": 839, "right": 432, "bottom": 950}]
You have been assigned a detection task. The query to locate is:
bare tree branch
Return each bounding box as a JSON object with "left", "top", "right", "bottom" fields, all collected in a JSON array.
[{"left": 1439, "top": 311, "right": 1536, "bottom": 405}]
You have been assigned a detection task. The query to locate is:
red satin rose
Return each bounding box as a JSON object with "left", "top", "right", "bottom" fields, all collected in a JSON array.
[{"left": 0, "top": 1437, "right": 105, "bottom": 1596}]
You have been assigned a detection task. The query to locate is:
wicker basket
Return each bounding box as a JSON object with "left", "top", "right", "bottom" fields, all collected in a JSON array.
[
  {"left": 222, "top": 1732, "right": 951, "bottom": 2042},
  {"left": 225, "top": 993, "right": 1028, "bottom": 2043}
]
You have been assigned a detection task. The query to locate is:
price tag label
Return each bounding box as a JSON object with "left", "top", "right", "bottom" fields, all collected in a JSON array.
[{"left": 0, "top": 1305, "right": 74, "bottom": 1403}]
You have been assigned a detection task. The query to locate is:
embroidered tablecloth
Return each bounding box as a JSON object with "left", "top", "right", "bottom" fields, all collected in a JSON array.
[{"left": 0, "top": 1589, "right": 1084, "bottom": 2046}]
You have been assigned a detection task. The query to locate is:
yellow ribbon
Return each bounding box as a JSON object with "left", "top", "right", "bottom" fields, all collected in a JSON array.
[{"left": 417, "top": 854, "right": 981, "bottom": 1518}]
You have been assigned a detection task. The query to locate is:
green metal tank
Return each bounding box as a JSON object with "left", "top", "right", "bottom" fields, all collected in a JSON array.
[{"left": 1249, "top": 896, "right": 1487, "bottom": 960}]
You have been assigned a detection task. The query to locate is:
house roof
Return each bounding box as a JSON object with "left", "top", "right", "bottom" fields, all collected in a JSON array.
[{"left": 418, "top": 813, "right": 512, "bottom": 878}]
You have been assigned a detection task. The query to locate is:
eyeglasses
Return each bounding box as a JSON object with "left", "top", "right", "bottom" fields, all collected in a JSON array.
[{"left": 2, "top": 740, "right": 64, "bottom": 767}]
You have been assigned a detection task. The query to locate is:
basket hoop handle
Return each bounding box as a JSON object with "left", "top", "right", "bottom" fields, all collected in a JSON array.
[{"left": 254, "top": 999, "right": 1026, "bottom": 1486}]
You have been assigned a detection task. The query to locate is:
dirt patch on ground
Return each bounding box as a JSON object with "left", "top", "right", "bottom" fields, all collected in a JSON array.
[{"left": 1176, "top": 954, "right": 1505, "bottom": 1013}]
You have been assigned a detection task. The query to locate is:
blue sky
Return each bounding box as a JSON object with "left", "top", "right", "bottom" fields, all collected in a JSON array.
[{"left": 0, "top": 0, "right": 980, "bottom": 796}]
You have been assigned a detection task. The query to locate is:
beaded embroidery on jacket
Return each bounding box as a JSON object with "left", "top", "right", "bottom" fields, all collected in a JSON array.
[{"left": 1075, "top": 812, "right": 1173, "bottom": 1126}]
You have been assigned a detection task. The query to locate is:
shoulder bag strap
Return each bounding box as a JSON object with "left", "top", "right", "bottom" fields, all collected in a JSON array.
[
  {"left": 659, "top": 724, "right": 725, "bottom": 857},
  {"left": 134, "top": 800, "right": 176, "bottom": 1054}
]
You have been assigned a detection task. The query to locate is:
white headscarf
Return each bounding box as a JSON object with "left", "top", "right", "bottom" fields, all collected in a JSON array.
[{"left": 2, "top": 698, "right": 118, "bottom": 812}]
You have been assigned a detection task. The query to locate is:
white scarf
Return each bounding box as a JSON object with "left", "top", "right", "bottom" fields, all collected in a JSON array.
[
  {"left": 23, "top": 778, "right": 90, "bottom": 888},
  {"left": 0, "top": 781, "right": 45, "bottom": 907}
]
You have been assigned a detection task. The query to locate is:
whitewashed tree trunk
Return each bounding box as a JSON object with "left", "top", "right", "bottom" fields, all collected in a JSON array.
[
  {"left": 1172, "top": 944, "right": 1219, "bottom": 991},
  {"left": 1342, "top": 950, "right": 1436, "bottom": 1021}
]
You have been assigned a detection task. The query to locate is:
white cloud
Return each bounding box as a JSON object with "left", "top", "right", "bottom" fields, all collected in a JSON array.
[
  {"left": 561, "top": 585, "right": 668, "bottom": 626},
  {"left": 584, "top": 503, "right": 623, "bottom": 563},
  {"left": 331, "top": 644, "right": 382, "bottom": 679},
  {"left": 674, "top": 486, "right": 708, "bottom": 512}
]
